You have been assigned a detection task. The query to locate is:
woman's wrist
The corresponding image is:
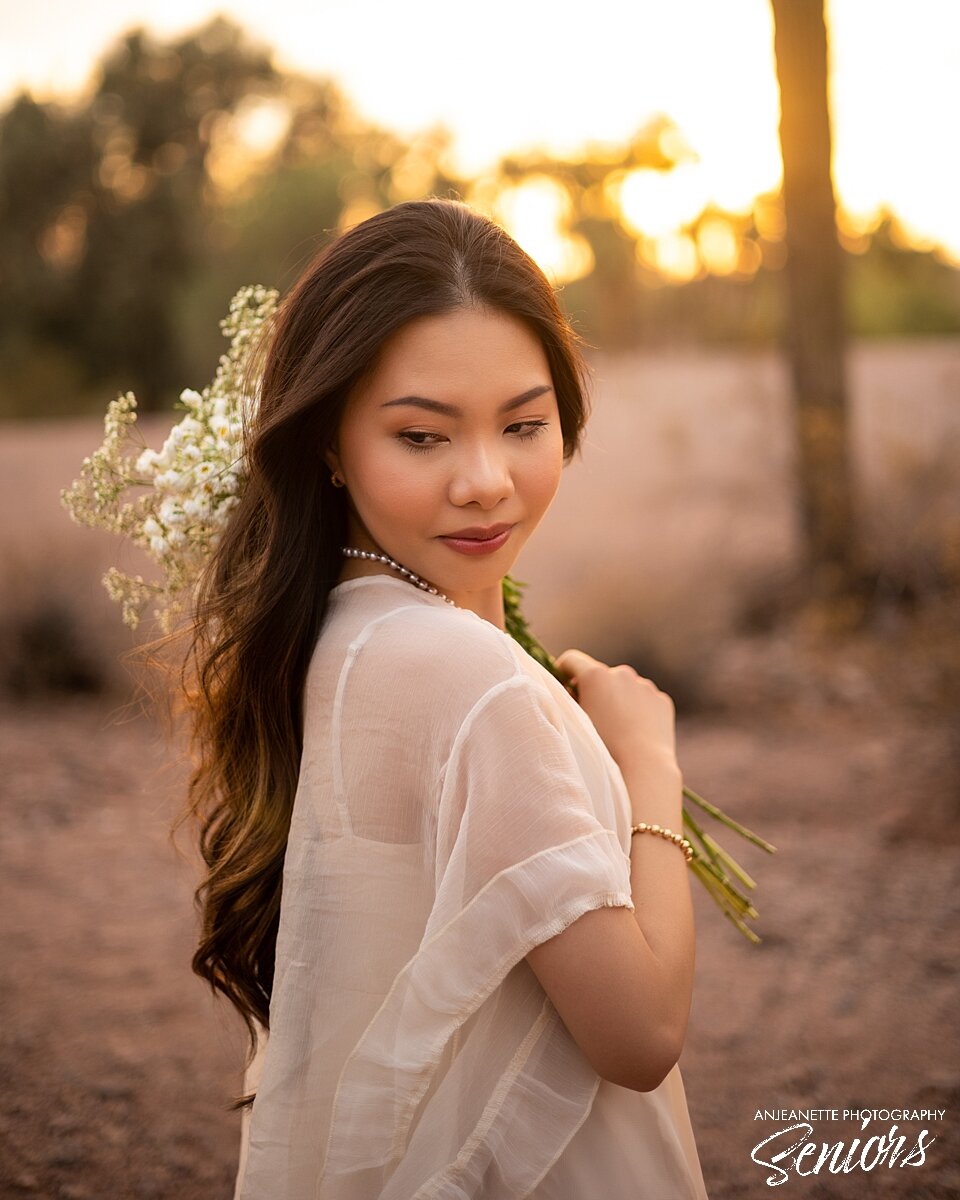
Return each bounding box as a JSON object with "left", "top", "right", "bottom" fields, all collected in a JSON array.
[
  {"left": 613, "top": 742, "right": 680, "bottom": 780},
  {"left": 618, "top": 755, "right": 684, "bottom": 828}
]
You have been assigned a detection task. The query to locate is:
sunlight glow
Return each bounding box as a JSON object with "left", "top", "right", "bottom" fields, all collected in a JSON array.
[
  {"left": 205, "top": 97, "right": 292, "bottom": 193},
  {"left": 2, "top": 0, "right": 958, "bottom": 269},
  {"left": 233, "top": 97, "right": 292, "bottom": 159},
  {"left": 488, "top": 177, "right": 595, "bottom": 286},
  {"left": 752, "top": 195, "right": 787, "bottom": 242},
  {"left": 696, "top": 220, "right": 740, "bottom": 275},
  {"left": 616, "top": 165, "right": 709, "bottom": 238},
  {"left": 643, "top": 233, "right": 702, "bottom": 283}
]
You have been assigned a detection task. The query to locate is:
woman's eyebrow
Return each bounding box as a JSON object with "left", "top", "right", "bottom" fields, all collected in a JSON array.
[{"left": 380, "top": 384, "right": 553, "bottom": 417}]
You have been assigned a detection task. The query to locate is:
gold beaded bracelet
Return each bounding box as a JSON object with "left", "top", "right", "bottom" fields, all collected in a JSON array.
[{"left": 630, "top": 822, "right": 694, "bottom": 863}]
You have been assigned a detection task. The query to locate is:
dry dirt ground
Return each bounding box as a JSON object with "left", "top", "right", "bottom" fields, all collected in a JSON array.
[
  {"left": 2, "top": 341, "right": 958, "bottom": 1197},
  {"left": 1, "top": 613, "right": 958, "bottom": 1200}
]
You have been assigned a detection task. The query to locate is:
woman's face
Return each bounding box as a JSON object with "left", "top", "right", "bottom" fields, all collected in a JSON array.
[{"left": 325, "top": 305, "right": 566, "bottom": 620}]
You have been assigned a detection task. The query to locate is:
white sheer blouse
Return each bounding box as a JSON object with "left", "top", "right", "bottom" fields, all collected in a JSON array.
[{"left": 233, "top": 574, "right": 708, "bottom": 1199}]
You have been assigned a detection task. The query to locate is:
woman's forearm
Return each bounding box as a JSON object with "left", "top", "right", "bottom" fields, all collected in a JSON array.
[{"left": 619, "top": 759, "right": 697, "bottom": 1066}]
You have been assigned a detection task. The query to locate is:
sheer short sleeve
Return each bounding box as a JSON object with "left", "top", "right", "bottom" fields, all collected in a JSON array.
[
  {"left": 320, "top": 667, "right": 636, "bottom": 1199},
  {"left": 433, "top": 673, "right": 633, "bottom": 921}
]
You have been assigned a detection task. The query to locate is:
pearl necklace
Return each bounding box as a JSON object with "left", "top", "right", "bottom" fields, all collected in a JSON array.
[{"left": 341, "top": 546, "right": 457, "bottom": 606}]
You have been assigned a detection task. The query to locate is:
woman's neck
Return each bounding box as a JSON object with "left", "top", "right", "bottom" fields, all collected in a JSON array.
[
  {"left": 446, "top": 581, "right": 507, "bottom": 632},
  {"left": 335, "top": 560, "right": 506, "bottom": 632}
]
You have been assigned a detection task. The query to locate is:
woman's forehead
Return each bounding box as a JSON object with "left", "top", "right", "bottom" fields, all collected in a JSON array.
[{"left": 353, "top": 309, "right": 552, "bottom": 400}]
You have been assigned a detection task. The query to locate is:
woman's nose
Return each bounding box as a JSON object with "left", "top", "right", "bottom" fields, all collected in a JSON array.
[{"left": 447, "top": 441, "right": 515, "bottom": 508}]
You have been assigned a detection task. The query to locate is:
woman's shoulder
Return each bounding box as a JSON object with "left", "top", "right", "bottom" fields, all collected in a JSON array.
[
  {"left": 319, "top": 580, "right": 525, "bottom": 714},
  {"left": 312, "top": 581, "right": 590, "bottom": 775},
  {"left": 361, "top": 594, "right": 522, "bottom": 691}
]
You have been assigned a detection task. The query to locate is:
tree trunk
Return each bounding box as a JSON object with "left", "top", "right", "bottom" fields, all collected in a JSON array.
[{"left": 770, "top": 0, "right": 861, "bottom": 602}]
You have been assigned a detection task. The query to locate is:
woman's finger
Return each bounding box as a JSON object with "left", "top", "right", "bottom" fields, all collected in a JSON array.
[{"left": 553, "top": 648, "right": 601, "bottom": 686}]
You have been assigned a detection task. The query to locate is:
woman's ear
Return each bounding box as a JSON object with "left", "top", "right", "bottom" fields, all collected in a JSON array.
[{"left": 322, "top": 442, "right": 341, "bottom": 476}]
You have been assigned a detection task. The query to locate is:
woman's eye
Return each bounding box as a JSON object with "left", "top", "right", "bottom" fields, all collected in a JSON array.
[
  {"left": 507, "top": 420, "right": 550, "bottom": 441},
  {"left": 398, "top": 431, "right": 444, "bottom": 454}
]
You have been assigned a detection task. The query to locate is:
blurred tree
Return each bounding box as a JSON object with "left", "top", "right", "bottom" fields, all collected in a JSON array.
[
  {"left": 0, "top": 17, "right": 277, "bottom": 415},
  {"left": 173, "top": 83, "right": 466, "bottom": 384},
  {"left": 771, "top": 0, "right": 863, "bottom": 608},
  {"left": 567, "top": 216, "right": 641, "bottom": 345},
  {"left": 1, "top": 14, "right": 956, "bottom": 421},
  {"left": 76, "top": 18, "right": 277, "bottom": 408},
  {"left": 845, "top": 213, "right": 960, "bottom": 335},
  {"left": 0, "top": 94, "right": 96, "bottom": 414}
]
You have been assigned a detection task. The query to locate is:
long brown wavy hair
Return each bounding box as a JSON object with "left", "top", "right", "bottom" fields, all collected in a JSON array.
[{"left": 177, "top": 196, "right": 594, "bottom": 1105}]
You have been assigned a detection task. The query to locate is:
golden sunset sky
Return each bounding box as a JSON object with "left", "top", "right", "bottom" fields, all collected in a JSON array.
[{"left": 3, "top": 0, "right": 958, "bottom": 270}]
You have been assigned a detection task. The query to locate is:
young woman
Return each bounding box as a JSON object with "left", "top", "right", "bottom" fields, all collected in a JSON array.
[{"left": 185, "top": 197, "right": 708, "bottom": 1198}]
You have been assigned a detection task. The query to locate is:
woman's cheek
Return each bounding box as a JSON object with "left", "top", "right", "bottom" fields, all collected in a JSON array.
[
  {"left": 365, "top": 450, "right": 433, "bottom": 512},
  {"left": 525, "top": 445, "right": 564, "bottom": 515}
]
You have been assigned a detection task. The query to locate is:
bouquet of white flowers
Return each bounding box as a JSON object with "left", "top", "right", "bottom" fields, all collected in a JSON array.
[
  {"left": 62, "top": 285, "right": 776, "bottom": 941},
  {"left": 61, "top": 285, "right": 274, "bottom": 632}
]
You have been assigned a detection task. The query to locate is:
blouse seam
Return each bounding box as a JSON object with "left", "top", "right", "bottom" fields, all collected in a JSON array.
[
  {"left": 449, "top": 672, "right": 549, "bottom": 758},
  {"left": 432, "top": 669, "right": 529, "bottom": 878},
  {"left": 434, "top": 672, "right": 613, "bottom": 889},
  {"left": 435, "top": 672, "right": 546, "bottom": 838}
]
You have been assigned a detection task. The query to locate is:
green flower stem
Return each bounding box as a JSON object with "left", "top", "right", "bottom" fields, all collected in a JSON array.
[
  {"left": 680, "top": 806, "right": 724, "bottom": 872},
  {"left": 700, "top": 830, "right": 759, "bottom": 891},
  {"left": 690, "top": 857, "right": 762, "bottom": 945},
  {"left": 681, "top": 784, "right": 777, "bottom": 853},
  {"left": 502, "top": 572, "right": 777, "bottom": 945}
]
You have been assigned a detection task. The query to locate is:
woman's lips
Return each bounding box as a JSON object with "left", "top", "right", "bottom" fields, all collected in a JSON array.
[{"left": 438, "top": 526, "right": 514, "bottom": 556}]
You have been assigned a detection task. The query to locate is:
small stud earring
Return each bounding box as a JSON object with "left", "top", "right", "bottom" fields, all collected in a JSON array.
[{"left": 331, "top": 471, "right": 345, "bottom": 488}]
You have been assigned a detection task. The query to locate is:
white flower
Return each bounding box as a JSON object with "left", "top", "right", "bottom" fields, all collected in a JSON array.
[
  {"left": 135, "top": 448, "right": 160, "bottom": 475},
  {"left": 159, "top": 496, "right": 187, "bottom": 526},
  {"left": 182, "top": 496, "right": 211, "bottom": 519},
  {"left": 60, "top": 283, "right": 279, "bottom": 633},
  {"left": 215, "top": 495, "right": 240, "bottom": 519},
  {"left": 155, "top": 469, "right": 190, "bottom": 491},
  {"left": 179, "top": 417, "right": 205, "bottom": 439}
]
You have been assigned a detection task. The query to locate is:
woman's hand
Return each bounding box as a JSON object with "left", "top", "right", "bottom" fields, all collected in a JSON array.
[{"left": 553, "top": 648, "right": 679, "bottom": 780}]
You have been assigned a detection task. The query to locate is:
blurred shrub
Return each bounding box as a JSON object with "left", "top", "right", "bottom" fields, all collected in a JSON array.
[
  {"left": 0, "top": 600, "right": 105, "bottom": 698},
  {"left": 846, "top": 218, "right": 960, "bottom": 336}
]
